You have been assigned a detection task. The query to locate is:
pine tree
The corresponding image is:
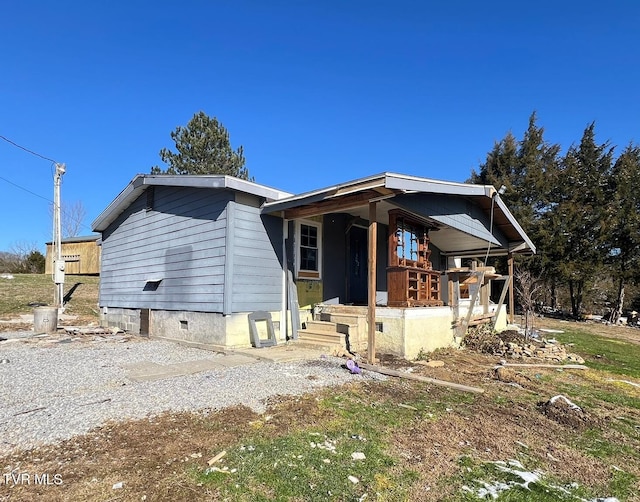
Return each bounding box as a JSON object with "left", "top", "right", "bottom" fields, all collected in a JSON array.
[{"left": 151, "top": 111, "right": 251, "bottom": 180}]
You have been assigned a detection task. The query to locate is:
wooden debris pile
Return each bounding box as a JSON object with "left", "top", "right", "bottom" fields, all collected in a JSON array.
[{"left": 0, "top": 325, "right": 132, "bottom": 346}]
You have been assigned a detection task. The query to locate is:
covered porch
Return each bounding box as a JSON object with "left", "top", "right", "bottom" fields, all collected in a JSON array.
[{"left": 262, "top": 173, "right": 535, "bottom": 361}]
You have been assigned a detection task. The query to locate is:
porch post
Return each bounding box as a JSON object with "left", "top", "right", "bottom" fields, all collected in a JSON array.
[
  {"left": 367, "top": 201, "right": 378, "bottom": 364},
  {"left": 508, "top": 253, "right": 515, "bottom": 324}
]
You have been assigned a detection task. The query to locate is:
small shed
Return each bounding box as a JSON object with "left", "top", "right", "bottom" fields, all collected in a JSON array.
[{"left": 45, "top": 235, "right": 101, "bottom": 275}]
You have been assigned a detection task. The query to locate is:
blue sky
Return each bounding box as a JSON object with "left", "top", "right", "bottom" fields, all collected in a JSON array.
[{"left": 1, "top": 0, "right": 639, "bottom": 252}]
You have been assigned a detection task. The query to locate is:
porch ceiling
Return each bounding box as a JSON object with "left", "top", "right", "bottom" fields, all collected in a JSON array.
[{"left": 343, "top": 201, "right": 506, "bottom": 256}]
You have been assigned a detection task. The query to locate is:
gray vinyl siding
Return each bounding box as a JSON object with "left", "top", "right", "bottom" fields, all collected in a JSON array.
[
  {"left": 100, "top": 186, "right": 233, "bottom": 312},
  {"left": 394, "top": 193, "right": 509, "bottom": 247},
  {"left": 230, "top": 203, "right": 284, "bottom": 312}
]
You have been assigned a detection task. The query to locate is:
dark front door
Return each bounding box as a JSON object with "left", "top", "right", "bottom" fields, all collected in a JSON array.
[{"left": 347, "top": 226, "right": 368, "bottom": 304}]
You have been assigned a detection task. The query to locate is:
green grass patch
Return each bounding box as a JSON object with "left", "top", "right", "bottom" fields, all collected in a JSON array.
[
  {"left": 552, "top": 327, "right": 640, "bottom": 379},
  {"left": 608, "top": 468, "right": 638, "bottom": 500},
  {"left": 572, "top": 428, "right": 640, "bottom": 461},
  {"left": 0, "top": 273, "right": 99, "bottom": 318},
  {"left": 449, "top": 456, "right": 631, "bottom": 502},
  {"left": 195, "top": 384, "right": 465, "bottom": 501},
  {"left": 553, "top": 380, "right": 640, "bottom": 410},
  {"left": 197, "top": 431, "right": 402, "bottom": 501},
  {"left": 453, "top": 457, "right": 574, "bottom": 501}
]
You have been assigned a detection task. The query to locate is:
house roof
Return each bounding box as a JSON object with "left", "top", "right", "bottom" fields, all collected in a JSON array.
[
  {"left": 262, "top": 172, "right": 536, "bottom": 256},
  {"left": 92, "top": 172, "right": 535, "bottom": 257},
  {"left": 45, "top": 234, "right": 101, "bottom": 245},
  {"left": 92, "top": 174, "right": 293, "bottom": 232}
]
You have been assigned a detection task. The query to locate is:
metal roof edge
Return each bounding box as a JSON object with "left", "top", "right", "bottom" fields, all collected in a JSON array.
[
  {"left": 142, "top": 175, "right": 292, "bottom": 200},
  {"left": 45, "top": 234, "right": 101, "bottom": 245},
  {"left": 262, "top": 172, "right": 388, "bottom": 213},
  {"left": 92, "top": 174, "right": 145, "bottom": 231},
  {"left": 92, "top": 174, "right": 292, "bottom": 232},
  {"left": 384, "top": 172, "right": 492, "bottom": 196}
]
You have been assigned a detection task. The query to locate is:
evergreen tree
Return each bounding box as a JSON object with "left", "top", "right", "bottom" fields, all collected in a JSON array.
[
  {"left": 554, "top": 123, "right": 614, "bottom": 318},
  {"left": 151, "top": 111, "right": 251, "bottom": 180},
  {"left": 606, "top": 144, "right": 640, "bottom": 322},
  {"left": 470, "top": 113, "right": 561, "bottom": 303},
  {"left": 24, "top": 250, "right": 45, "bottom": 273},
  {"left": 470, "top": 113, "right": 559, "bottom": 229}
]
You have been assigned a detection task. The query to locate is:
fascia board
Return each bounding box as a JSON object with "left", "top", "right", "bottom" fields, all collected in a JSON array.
[
  {"left": 262, "top": 173, "right": 387, "bottom": 214},
  {"left": 91, "top": 175, "right": 146, "bottom": 231},
  {"left": 144, "top": 175, "right": 292, "bottom": 201},
  {"left": 93, "top": 174, "right": 292, "bottom": 232},
  {"left": 384, "top": 172, "right": 491, "bottom": 197}
]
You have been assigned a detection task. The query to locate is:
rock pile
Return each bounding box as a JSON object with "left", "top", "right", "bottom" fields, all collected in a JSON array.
[
  {"left": 463, "top": 327, "right": 584, "bottom": 364},
  {"left": 499, "top": 341, "right": 585, "bottom": 364}
]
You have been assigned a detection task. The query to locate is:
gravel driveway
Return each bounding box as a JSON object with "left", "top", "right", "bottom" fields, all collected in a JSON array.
[{"left": 0, "top": 333, "right": 382, "bottom": 455}]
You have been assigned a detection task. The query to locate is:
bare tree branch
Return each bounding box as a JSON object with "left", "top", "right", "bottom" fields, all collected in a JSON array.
[
  {"left": 514, "top": 269, "right": 543, "bottom": 338},
  {"left": 62, "top": 200, "right": 87, "bottom": 238},
  {"left": 49, "top": 200, "right": 87, "bottom": 238}
]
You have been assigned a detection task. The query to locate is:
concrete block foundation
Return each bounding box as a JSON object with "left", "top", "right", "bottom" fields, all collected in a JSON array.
[{"left": 100, "top": 307, "right": 288, "bottom": 348}]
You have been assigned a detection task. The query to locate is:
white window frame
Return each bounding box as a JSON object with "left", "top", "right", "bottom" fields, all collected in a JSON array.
[{"left": 296, "top": 219, "right": 322, "bottom": 280}]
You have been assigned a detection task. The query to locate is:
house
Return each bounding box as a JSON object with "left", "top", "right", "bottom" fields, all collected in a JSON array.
[
  {"left": 91, "top": 173, "right": 535, "bottom": 359},
  {"left": 45, "top": 235, "right": 101, "bottom": 275}
]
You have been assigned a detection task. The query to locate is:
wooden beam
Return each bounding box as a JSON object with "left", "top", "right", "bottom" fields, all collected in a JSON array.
[
  {"left": 367, "top": 201, "right": 378, "bottom": 364},
  {"left": 359, "top": 363, "right": 485, "bottom": 394},
  {"left": 481, "top": 276, "right": 489, "bottom": 315},
  {"left": 508, "top": 254, "right": 515, "bottom": 324},
  {"left": 388, "top": 210, "right": 398, "bottom": 267},
  {"left": 498, "top": 362, "right": 588, "bottom": 370},
  {"left": 449, "top": 271, "right": 462, "bottom": 340},
  {"left": 284, "top": 190, "right": 385, "bottom": 219},
  {"left": 492, "top": 275, "right": 512, "bottom": 329},
  {"left": 460, "top": 271, "right": 485, "bottom": 339}
]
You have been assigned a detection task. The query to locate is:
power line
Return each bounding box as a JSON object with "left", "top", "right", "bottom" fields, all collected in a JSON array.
[
  {"left": 0, "top": 175, "right": 51, "bottom": 203},
  {"left": 0, "top": 175, "right": 93, "bottom": 234},
  {"left": 0, "top": 134, "right": 58, "bottom": 163},
  {"left": 0, "top": 136, "right": 94, "bottom": 235}
]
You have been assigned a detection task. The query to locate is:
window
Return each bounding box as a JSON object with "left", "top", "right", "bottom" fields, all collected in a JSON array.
[
  {"left": 300, "top": 224, "right": 318, "bottom": 270},
  {"left": 297, "top": 221, "right": 322, "bottom": 279}
]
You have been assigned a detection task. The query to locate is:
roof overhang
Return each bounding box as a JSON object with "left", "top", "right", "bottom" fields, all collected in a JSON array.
[
  {"left": 45, "top": 234, "right": 101, "bottom": 245},
  {"left": 92, "top": 174, "right": 292, "bottom": 232},
  {"left": 262, "top": 172, "right": 535, "bottom": 256}
]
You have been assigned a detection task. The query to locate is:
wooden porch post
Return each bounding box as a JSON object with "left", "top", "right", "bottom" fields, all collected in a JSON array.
[
  {"left": 508, "top": 253, "right": 515, "bottom": 324},
  {"left": 367, "top": 201, "right": 378, "bottom": 364}
]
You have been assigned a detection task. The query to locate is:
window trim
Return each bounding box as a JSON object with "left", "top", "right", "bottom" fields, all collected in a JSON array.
[{"left": 296, "top": 219, "right": 322, "bottom": 280}]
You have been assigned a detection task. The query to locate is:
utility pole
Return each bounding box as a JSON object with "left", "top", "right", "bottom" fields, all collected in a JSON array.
[{"left": 53, "top": 163, "right": 66, "bottom": 309}]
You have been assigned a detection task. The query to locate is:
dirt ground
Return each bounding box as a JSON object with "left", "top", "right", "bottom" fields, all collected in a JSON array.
[{"left": 1, "top": 317, "right": 639, "bottom": 501}]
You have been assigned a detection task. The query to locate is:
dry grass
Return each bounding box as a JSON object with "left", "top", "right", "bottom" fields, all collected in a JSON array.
[
  {"left": 0, "top": 274, "right": 99, "bottom": 328},
  {"left": 1, "top": 280, "right": 640, "bottom": 500},
  {"left": 1, "top": 334, "right": 639, "bottom": 501}
]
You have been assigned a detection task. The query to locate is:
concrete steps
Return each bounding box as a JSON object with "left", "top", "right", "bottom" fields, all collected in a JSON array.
[
  {"left": 297, "top": 320, "right": 348, "bottom": 354},
  {"left": 298, "top": 330, "right": 346, "bottom": 345},
  {"left": 318, "top": 312, "right": 367, "bottom": 352}
]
